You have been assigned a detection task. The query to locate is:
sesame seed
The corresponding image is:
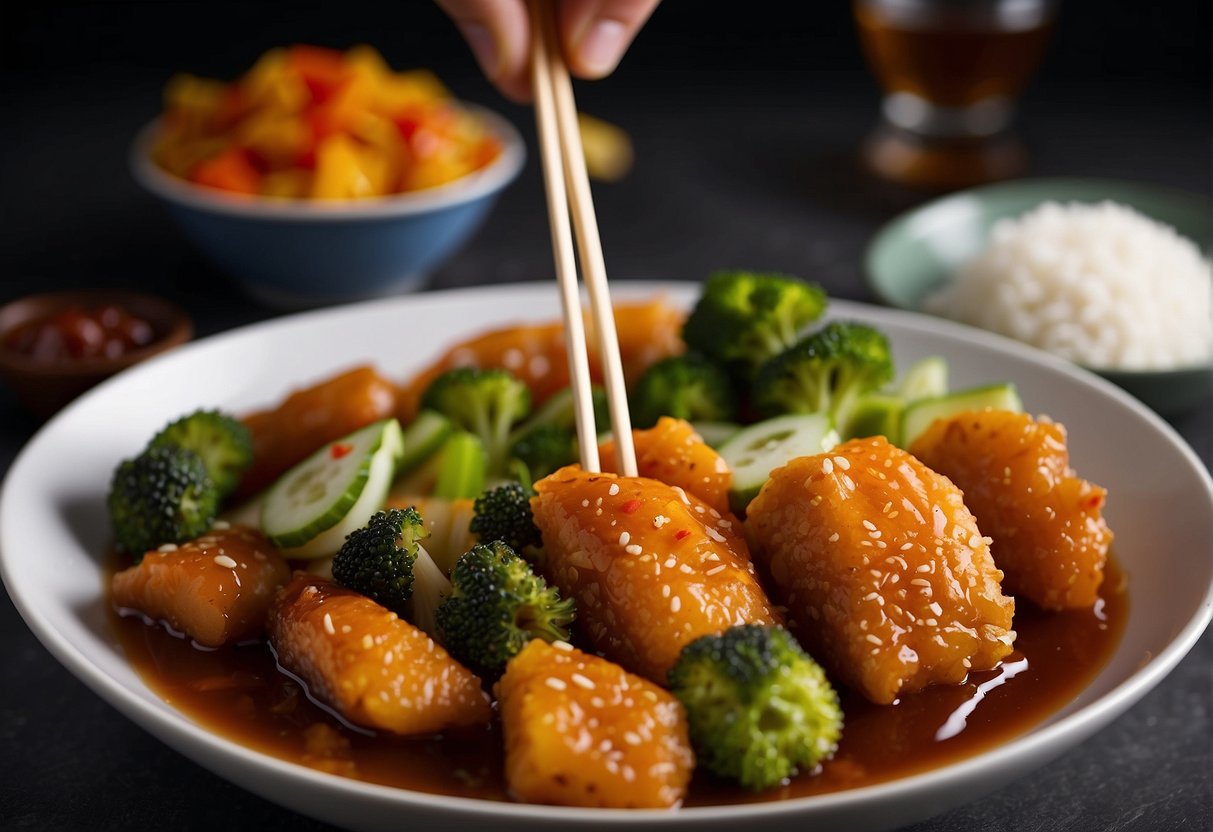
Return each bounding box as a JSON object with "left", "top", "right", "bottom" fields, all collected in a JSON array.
[
  {"left": 662, "top": 584, "right": 671, "bottom": 598},
  {"left": 581, "top": 499, "right": 590, "bottom": 507},
  {"left": 901, "top": 542, "right": 914, "bottom": 551},
  {"left": 670, "top": 596, "right": 682, "bottom": 612},
  {"left": 694, "top": 505, "right": 706, "bottom": 514},
  {"left": 865, "top": 634, "right": 882, "bottom": 645},
  {"left": 608, "top": 483, "right": 620, "bottom": 496},
  {"left": 828, "top": 532, "right": 840, "bottom": 542},
  {"left": 618, "top": 531, "right": 631, "bottom": 546},
  {"left": 362, "top": 634, "right": 374, "bottom": 649},
  {"left": 882, "top": 501, "right": 893, "bottom": 514},
  {"left": 863, "top": 592, "right": 880, "bottom": 601},
  {"left": 911, "top": 578, "right": 932, "bottom": 587},
  {"left": 968, "top": 534, "right": 983, "bottom": 548},
  {"left": 591, "top": 696, "right": 606, "bottom": 708},
  {"left": 213, "top": 554, "right": 238, "bottom": 569},
  {"left": 834, "top": 455, "right": 851, "bottom": 470},
  {"left": 822, "top": 458, "right": 835, "bottom": 474},
  {"left": 705, "top": 564, "right": 726, "bottom": 576},
  {"left": 925, "top": 618, "right": 939, "bottom": 627},
  {"left": 869, "top": 530, "right": 882, "bottom": 539},
  {"left": 842, "top": 475, "right": 856, "bottom": 490},
  {"left": 571, "top": 673, "right": 595, "bottom": 690},
  {"left": 625, "top": 544, "right": 643, "bottom": 555},
  {"left": 323, "top": 613, "right": 335, "bottom": 635},
  {"left": 664, "top": 556, "right": 677, "bottom": 568},
  {"left": 917, "top": 564, "right": 932, "bottom": 573},
  {"left": 384, "top": 650, "right": 394, "bottom": 665},
  {"left": 157, "top": 543, "right": 178, "bottom": 553},
  {"left": 717, "top": 518, "right": 732, "bottom": 528},
  {"left": 929, "top": 602, "right": 943, "bottom": 616},
  {"left": 552, "top": 640, "right": 574, "bottom": 651},
  {"left": 545, "top": 677, "right": 568, "bottom": 691},
  {"left": 653, "top": 515, "right": 670, "bottom": 529},
  {"left": 623, "top": 732, "right": 642, "bottom": 746}
]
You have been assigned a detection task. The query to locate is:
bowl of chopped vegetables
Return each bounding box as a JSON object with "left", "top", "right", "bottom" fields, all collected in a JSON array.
[{"left": 131, "top": 45, "right": 525, "bottom": 308}]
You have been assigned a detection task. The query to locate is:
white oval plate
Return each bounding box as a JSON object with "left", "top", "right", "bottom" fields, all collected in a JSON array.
[{"left": 2, "top": 283, "right": 1211, "bottom": 832}]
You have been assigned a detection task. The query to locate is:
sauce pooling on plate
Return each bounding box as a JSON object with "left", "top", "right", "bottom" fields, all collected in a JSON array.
[{"left": 108, "top": 553, "right": 1127, "bottom": 804}]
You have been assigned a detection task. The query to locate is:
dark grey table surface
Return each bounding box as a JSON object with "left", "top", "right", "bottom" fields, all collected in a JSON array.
[{"left": 1, "top": 66, "right": 1210, "bottom": 831}]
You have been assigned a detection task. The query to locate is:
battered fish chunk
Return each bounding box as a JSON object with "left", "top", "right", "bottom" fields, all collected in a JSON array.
[
  {"left": 497, "top": 639, "right": 694, "bottom": 808},
  {"left": 599, "top": 417, "right": 732, "bottom": 516},
  {"left": 910, "top": 410, "right": 1112, "bottom": 610},
  {"left": 531, "top": 466, "right": 779, "bottom": 683},
  {"left": 268, "top": 574, "right": 491, "bottom": 735},
  {"left": 747, "top": 437, "right": 1016, "bottom": 705},
  {"left": 111, "top": 525, "right": 289, "bottom": 648}
]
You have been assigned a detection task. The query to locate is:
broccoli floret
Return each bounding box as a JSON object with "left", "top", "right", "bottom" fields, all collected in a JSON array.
[
  {"left": 510, "top": 423, "right": 576, "bottom": 481},
  {"left": 630, "top": 352, "right": 738, "bottom": 428},
  {"left": 683, "top": 271, "right": 828, "bottom": 380},
  {"left": 148, "top": 409, "right": 253, "bottom": 499},
  {"left": 668, "top": 624, "right": 842, "bottom": 791},
  {"left": 331, "top": 507, "right": 427, "bottom": 616},
  {"left": 752, "top": 321, "right": 894, "bottom": 429},
  {"left": 437, "top": 541, "right": 574, "bottom": 679},
  {"left": 421, "top": 368, "right": 532, "bottom": 477},
  {"left": 107, "top": 446, "right": 220, "bottom": 557},
  {"left": 470, "top": 482, "right": 543, "bottom": 555}
]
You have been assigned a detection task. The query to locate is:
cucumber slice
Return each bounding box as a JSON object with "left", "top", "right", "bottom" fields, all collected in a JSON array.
[
  {"left": 718, "top": 413, "right": 839, "bottom": 514},
  {"left": 397, "top": 409, "right": 453, "bottom": 477},
  {"left": 901, "top": 384, "right": 1023, "bottom": 449},
  {"left": 261, "top": 419, "right": 403, "bottom": 558},
  {"left": 844, "top": 394, "right": 905, "bottom": 444},
  {"left": 691, "top": 421, "right": 742, "bottom": 448},
  {"left": 898, "top": 356, "right": 949, "bottom": 403}
]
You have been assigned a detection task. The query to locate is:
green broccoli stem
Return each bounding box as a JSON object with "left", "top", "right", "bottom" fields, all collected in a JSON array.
[{"left": 433, "top": 432, "right": 488, "bottom": 500}]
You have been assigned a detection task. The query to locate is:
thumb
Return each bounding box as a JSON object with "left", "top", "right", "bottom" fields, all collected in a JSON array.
[{"left": 435, "top": 0, "right": 533, "bottom": 101}]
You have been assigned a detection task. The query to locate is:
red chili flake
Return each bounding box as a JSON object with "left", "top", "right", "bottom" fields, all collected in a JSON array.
[
  {"left": 330, "top": 443, "right": 353, "bottom": 459},
  {"left": 674, "top": 529, "right": 691, "bottom": 541},
  {"left": 621, "top": 499, "right": 642, "bottom": 514},
  {"left": 1085, "top": 494, "right": 1103, "bottom": 509}
]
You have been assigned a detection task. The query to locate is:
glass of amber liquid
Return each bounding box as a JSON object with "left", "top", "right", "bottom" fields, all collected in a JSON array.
[{"left": 854, "top": 0, "right": 1056, "bottom": 190}]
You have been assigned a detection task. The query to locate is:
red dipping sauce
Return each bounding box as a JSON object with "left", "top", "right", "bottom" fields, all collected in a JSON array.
[{"left": 3, "top": 304, "right": 156, "bottom": 361}]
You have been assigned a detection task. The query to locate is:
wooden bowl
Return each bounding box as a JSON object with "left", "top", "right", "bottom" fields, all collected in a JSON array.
[{"left": 0, "top": 290, "right": 192, "bottom": 418}]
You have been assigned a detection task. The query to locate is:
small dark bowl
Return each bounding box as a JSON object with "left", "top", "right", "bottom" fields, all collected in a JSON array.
[{"left": 0, "top": 290, "right": 193, "bottom": 418}]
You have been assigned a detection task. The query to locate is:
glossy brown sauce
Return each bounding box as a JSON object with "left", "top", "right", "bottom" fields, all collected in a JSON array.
[{"left": 108, "top": 554, "right": 1127, "bottom": 806}]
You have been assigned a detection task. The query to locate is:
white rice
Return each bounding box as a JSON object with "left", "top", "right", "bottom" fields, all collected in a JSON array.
[{"left": 923, "top": 201, "right": 1212, "bottom": 370}]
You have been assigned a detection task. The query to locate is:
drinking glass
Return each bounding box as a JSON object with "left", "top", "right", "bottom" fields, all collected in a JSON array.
[{"left": 854, "top": 0, "right": 1057, "bottom": 190}]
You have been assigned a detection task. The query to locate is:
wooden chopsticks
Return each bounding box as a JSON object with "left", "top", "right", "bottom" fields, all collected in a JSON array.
[{"left": 529, "top": 0, "right": 637, "bottom": 477}]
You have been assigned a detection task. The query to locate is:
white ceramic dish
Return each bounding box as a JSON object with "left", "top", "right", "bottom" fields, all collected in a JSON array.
[{"left": 2, "top": 282, "right": 1211, "bottom": 832}]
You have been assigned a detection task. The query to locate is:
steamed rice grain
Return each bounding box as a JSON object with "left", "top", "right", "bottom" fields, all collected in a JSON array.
[{"left": 924, "top": 201, "right": 1213, "bottom": 370}]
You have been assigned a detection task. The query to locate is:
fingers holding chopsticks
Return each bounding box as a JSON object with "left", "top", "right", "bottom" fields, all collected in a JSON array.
[{"left": 436, "top": 0, "right": 662, "bottom": 101}]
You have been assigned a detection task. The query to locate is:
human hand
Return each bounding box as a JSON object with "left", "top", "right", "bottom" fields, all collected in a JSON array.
[{"left": 436, "top": 0, "right": 661, "bottom": 101}]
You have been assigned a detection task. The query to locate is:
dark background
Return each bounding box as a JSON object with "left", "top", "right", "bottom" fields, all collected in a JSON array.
[{"left": 1, "top": 2, "right": 1210, "bottom": 831}]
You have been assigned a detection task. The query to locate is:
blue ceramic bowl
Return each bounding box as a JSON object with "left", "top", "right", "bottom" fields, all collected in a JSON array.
[{"left": 131, "top": 107, "right": 525, "bottom": 308}]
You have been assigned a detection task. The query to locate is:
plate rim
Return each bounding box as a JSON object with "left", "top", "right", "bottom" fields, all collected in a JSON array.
[{"left": 3, "top": 280, "right": 1211, "bottom": 824}]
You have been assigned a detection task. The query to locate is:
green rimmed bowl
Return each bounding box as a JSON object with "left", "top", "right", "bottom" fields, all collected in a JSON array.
[{"left": 864, "top": 178, "right": 1212, "bottom": 415}]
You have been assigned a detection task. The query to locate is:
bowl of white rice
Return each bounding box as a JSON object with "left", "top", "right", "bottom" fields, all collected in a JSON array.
[{"left": 866, "top": 178, "right": 1212, "bottom": 413}]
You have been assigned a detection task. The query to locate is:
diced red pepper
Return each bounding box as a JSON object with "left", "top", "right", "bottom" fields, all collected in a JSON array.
[
  {"left": 289, "top": 45, "right": 349, "bottom": 105},
  {"left": 330, "top": 443, "right": 353, "bottom": 459},
  {"left": 189, "top": 147, "right": 261, "bottom": 194},
  {"left": 621, "top": 499, "right": 642, "bottom": 515}
]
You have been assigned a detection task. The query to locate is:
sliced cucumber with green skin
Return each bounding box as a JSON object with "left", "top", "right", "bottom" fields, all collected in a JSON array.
[
  {"left": 396, "top": 409, "right": 454, "bottom": 478},
  {"left": 901, "top": 384, "right": 1023, "bottom": 449},
  {"left": 718, "top": 413, "right": 840, "bottom": 514},
  {"left": 691, "top": 421, "right": 742, "bottom": 449},
  {"left": 843, "top": 394, "right": 905, "bottom": 444},
  {"left": 261, "top": 418, "right": 404, "bottom": 558},
  {"left": 898, "top": 356, "right": 949, "bottom": 403}
]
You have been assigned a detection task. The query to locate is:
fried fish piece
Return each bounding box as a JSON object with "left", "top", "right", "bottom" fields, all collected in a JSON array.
[
  {"left": 111, "top": 525, "right": 289, "bottom": 647},
  {"left": 599, "top": 417, "right": 732, "bottom": 517},
  {"left": 747, "top": 437, "right": 1016, "bottom": 705},
  {"left": 531, "top": 466, "right": 779, "bottom": 683},
  {"left": 497, "top": 639, "right": 693, "bottom": 808},
  {"left": 267, "top": 574, "right": 491, "bottom": 735},
  {"left": 909, "top": 410, "right": 1112, "bottom": 610}
]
